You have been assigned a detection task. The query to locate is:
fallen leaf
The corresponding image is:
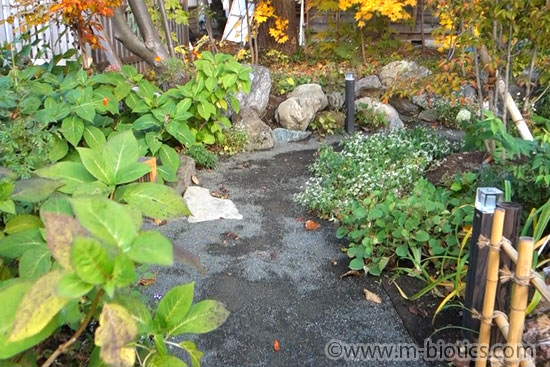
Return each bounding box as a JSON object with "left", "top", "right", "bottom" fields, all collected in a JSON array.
[
  {"left": 408, "top": 304, "right": 429, "bottom": 318},
  {"left": 191, "top": 175, "right": 199, "bottom": 185},
  {"left": 305, "top": 220, "right": 320, "bottom": 231},
  {"left": 139, "top": 278, "right": 156, "bottom": 286},
  {"left": 211, "top": 191, "right": 228, "bottom": 199},
  {"left": 273, "top": 339, "right": 280, "bottom": 352},
  {"left": 340, "top": 270, "right": 361, "bottom": 278},
  {"left": 296, "top": 216, "right": 304, "bottom": 222},
  {"left": 363, "top": 288, "right": 382, "bottom": 304},
  {"left": 153, "top": 219, "right": 166, "bottom": 226}
]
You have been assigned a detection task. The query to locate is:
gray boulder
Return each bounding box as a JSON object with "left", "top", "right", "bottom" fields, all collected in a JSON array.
[
  {"left": 355, "top": 75, "right": 382, "bottom": 96},
  {"left": 327, "top": 91, "right": 345, "bottom": 110},
  {"left": 389, "top": 97, "right": 421, "bottom": 117},
  {"left": 170, "top": 155, "right": 196, "bottom": 195},
  {"left": 418, "top": 109, "right": 438, "bottom": 123},
  {"left": 355, "top": 97, "right": 404, "bottom": 130},
  {"left": 275, "top": 97, "right": 322, "bottom": 131},
  {"left": 289, "top": 84, "right": 328, "bottom": 110},
  {"left": 273, "top": 128, "right": 312, "bottom": 145},
  {"left": 379, "top": 60, "right": 431, "bottom": 88},
  {"left": 232, "top": 107, "right": 274, "bottom": 151},
  {"left": 234, "top": 65, "right": 271, "bottom": 115},
  {"left": 412, "top": 94, "right": 430, "bottom": 109}
]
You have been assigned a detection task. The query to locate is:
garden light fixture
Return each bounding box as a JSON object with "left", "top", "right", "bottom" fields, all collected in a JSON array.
[{"left": 345, "top": 72, "right": 355, "bottom": 134}]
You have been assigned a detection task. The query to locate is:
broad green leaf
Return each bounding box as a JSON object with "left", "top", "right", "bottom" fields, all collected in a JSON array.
[
  {"left": 133, "top": 114, "right": 161, "bottom": 130},
  {"left": 71, "top": 237, "right": 113, "bottom": 285},
  {"left": 57, "top": 272, "right": 94, "bottom": 298},
  {"left": 72, "top": 181, "right": 112, "bottom": 197},
  {"left": 110, "top": 255, "right": 136, "bottom": 287},
  {"left": 0, "top": 229, "right": 45, "bottom": 259},
  {"left": 180, "top": 341, "right": 203, "bottom": 367},
  {"left": 414, "top": 230, "right": 430, "bottom": 242},
  {"left": 115, "top": 162, "right": 151, "bottom": 184},
  {"left": 19, "top": 247, "right": 51, "bottom": 280},
  {"left": 40, "top": 194, "right": 73, "bottom": 220},
  {"left": 70, "top": 197, "right": 137, "bottom": 250},
  {"left": 104, "top": 130, "right": 140, "bottom": 180},
  {"left": 113, "top": 295, "right": 152, "bottom": 334},
  {"left": 48, "top": 134, "right": 69, "bottom": 162},
  {"left": 61, "top": 116, "right": 85, "bottom": 147},
  {"left": 147, "top": 354, "right": 187, "bottom": 367},
  {"left": 4, "top": 214, "right": 43, "bottom": 235},
  {"left": 114, "top": 82, "right": 131, "bottom": 100},
  {"left": 158, "top": 166, "right": 177, "bottom": 182},
  {"left": 9, "top": 270, "right": 69, "bottom": 342},
  {"left": 95, "top": 303, "right": 137, "bottom": 367},
  {"left": 159, "top": 145, "right": 180, "bottom": 173},
  {"left": 74, "top": 103, "right": 96, "bottom": 122},
  {"left": 156, "top": 282, "right": 194, "bottom": 331},
  {"left": 127, "top": 232, "right": 173, "bottom": 266},
  {"left": 205, "top": 76, "right": 216, "bottom": 92},
  {"left": 77, "top": 148, "right": 114, "bottom": 184},
  {"left": 37, "top": 162, "right": 96, "bottom": 194},
  {"left": 43, "top": 212, "right": 87, "bottom": 270},
  {"left": 120, "top": 183, "right": 191, "bottom": 219},
  {"left": 145, "top": 132, "right": 163, "bottom": 154},
  {"left": 165, "top": 120, "right": 195, "bottom": 146},
  {"left": 0, "top": 199, "right": 15, "bottom": 214},
  {"left": 169, "top": 300, "right": 229, "bottom": 336},
  {"left": 83, "top": 126, "right": 107, "bottom": 149},
  {"left": 11, "top": 179, "right": 63, "bottom": 203}
]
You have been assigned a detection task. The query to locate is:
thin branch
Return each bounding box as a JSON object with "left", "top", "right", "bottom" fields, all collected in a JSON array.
[
  {"left": 523, "top": 46, "right": 537, "bottom": 114},
  {"left": 502, "top": 24, "right": 512, "bottom": 126},
  {"left": 41, "top": 289, "right": 105, "bottom": 367}
]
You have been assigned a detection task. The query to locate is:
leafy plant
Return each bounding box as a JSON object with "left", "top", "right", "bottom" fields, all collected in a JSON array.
[
  {"left": 295, "top": 128, "right": 461, "bottom": 216},
  {"left": 185, "top": 144, "right": 218, "bottom": 170},
  {"left": 356, "top": 104, "right": 388, "bottom": 130},
  {"left": 221, "top": 128, "right": 249, "bottom": 156},
  {"left": 0, "top": 197, "right": 227, "bottom": 366},
  {"left": 310, "top": 113, "right": 342, "bottom": 136},
  {"left": 36, "top": 130, "right": 190, "bottom": 220}
]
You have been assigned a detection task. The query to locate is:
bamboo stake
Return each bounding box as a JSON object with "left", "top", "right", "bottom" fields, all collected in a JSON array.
[
  {"left": 493, "top": 313, "right": 536, "bottom": 367},
  {"left": 506, "top": 237, "right": 535, "bottom": 367},
  {"left": 478, "top": 46, "right": 534, "bottom": 141},
  {"left": 500, "top": 240, "right": 550, "bottom": 303},
  {"left": 476, "top": 208, "right": 506, "bottom": 367}
]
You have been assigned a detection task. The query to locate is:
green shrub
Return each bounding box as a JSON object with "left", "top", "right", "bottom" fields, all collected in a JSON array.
[
  {"left": 310, "top": 113, "right": 342, "bottom": 136},
  {"left": 337, "top": 179, "right": 473, "bottom": 276},
  {"left": 222, "top": 128, "right": 249, "bottom": 155},
  {"left": 295, "top": 128, "right": 461, "bottom": 216},
  {"left": 432, "top": 98, "right": 474, "bottom": 129},
  {"left": 185, "top": 144, "right": 218, "bottom": 170},
  {"left": 356, "top": 104, "right": 388, "bottom": 130}
]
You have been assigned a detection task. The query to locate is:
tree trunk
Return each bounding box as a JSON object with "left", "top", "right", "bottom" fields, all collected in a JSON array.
[
  {"left": 257, "top": 0, "right": 298, "bottom": 54},
  {"left": 112, "top": 1, "right": 169, "bottom": 68}
]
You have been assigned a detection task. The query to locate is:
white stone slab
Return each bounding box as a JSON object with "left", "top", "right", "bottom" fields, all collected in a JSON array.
[{"left": 184, "top": 186, "right": 243, "bottom": 223}]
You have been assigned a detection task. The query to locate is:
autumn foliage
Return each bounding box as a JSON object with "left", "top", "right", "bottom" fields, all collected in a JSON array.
[{"left": 5, "top": 0, "right": 120, "bottom": 49}]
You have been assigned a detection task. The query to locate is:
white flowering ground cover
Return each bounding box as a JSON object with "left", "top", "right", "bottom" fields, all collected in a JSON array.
[{"left": 295, "top": 128, "right": 461, "bottom": 216}]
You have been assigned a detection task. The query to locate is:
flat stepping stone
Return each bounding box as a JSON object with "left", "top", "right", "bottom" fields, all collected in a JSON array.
[{"left": 184, "top": 186, "right": 243, "bottom": 223}]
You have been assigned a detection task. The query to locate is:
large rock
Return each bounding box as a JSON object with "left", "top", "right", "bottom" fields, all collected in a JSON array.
[
  {"left": 184, "top": 186, "right": 243, "bottom": 223},
  {"left": 379, "top": 60, "right": 432, "bottom": 88},
  {"left": 355, "top": 75, "right": 382, "bottom": 96},
  {"left": 234, "top": 65, "right": 271, "bottom": 115},
  {"left": 232, "top": 107, "right": 274, "bottom": 151},
  {"left": 389, "top": 97, "right": 421, "bottom": 117},
  {"left": 412, "top": 94, "right": 430, "bottom": 109},
  {"left": 327, "top": 91, "right": 344, "bottom": 110},
  {"left": 275, "top": 97, "right": 322, "bottom": 131},
  {"left": 418, "top": 109, "right": 438, "bottom": 123},
  {"left": 355, "top": 97, "right": 404, "bottom": 130},
  {"left": 169, "top": 155, "right": 196, "bottom": 195},
  {"left": 273, "top": 128, "right": 311, "bottom": 145},
  {"left": 288, "top": 84, "right": 328, "bottom": 110}
]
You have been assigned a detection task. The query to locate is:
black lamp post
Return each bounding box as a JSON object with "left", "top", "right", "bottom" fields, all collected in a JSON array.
[{"left": 344, "top": 72, "right": 355, "bottom": 134}]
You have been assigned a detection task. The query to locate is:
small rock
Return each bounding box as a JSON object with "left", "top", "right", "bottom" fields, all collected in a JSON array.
[
  {"left": 355, "top": 97, "right": 404, "bottom": 130},
  {"left": 418, "top": 109, "right": 438, "bottom": 122},
  {"left": 273, "top": 128, "right": 312, "bottom": 145},
  {"left": 169, "top": 155, "right": 196, "bottom": 195},
  {"left": 275, "top": 97, "right": 322, "bottom": 131},
  {"left": 379, "top": 60, "right": 431, "bottom": 88},
  {"left": 184, "top": 186, "right": 243, "bottom": 223},
  {"left": 389, "top": 97, "right": 421, "bottom": 117},
  {"left": 288, "top": 84, "right": 328, "bottom": 110},
  {"left": 232, "top": 107, "right": 274, "bottom": 151},
  {"left": 412, "top": 94, "right": 430, "bottom": 109},
  {"left": 355, "top": 75, "right": 382, "bottom": 96},
  {"left": 327, "top": 91, "right": 345, "bottom": 110},
  {"left": 234, "top": 65, "right": 271, "bottom": 115}
]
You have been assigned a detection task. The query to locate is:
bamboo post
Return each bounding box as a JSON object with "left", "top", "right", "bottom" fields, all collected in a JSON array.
[
  {"left": 476, "top": 208, "right": 506, "bottom": 367},
  {"left": 494, "top": 313, "right": 535, "bottom": 367},
  {"left": 506, "top": 237, "right": 535, "bottom": 367},
  {"left": 137, "top": 157, "right": 157, "bottom": 183}
]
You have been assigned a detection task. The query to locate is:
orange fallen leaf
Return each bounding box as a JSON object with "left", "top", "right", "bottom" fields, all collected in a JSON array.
[
  {"left": 305, "top": 220, "right": 320, "bottom": 231},
  {"left": 363, "top": 288, "right": 382, "bottom": 304},
  {"left": 273, "top": 339, "right": 280, "bottom": 352},
  {"left": 139, "top": 278, "right": 156, "bottom": 286}
]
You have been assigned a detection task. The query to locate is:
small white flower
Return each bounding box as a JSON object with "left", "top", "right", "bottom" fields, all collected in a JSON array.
[{"left": 456, "top": 109, "right": 472, "bottom": 123}]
